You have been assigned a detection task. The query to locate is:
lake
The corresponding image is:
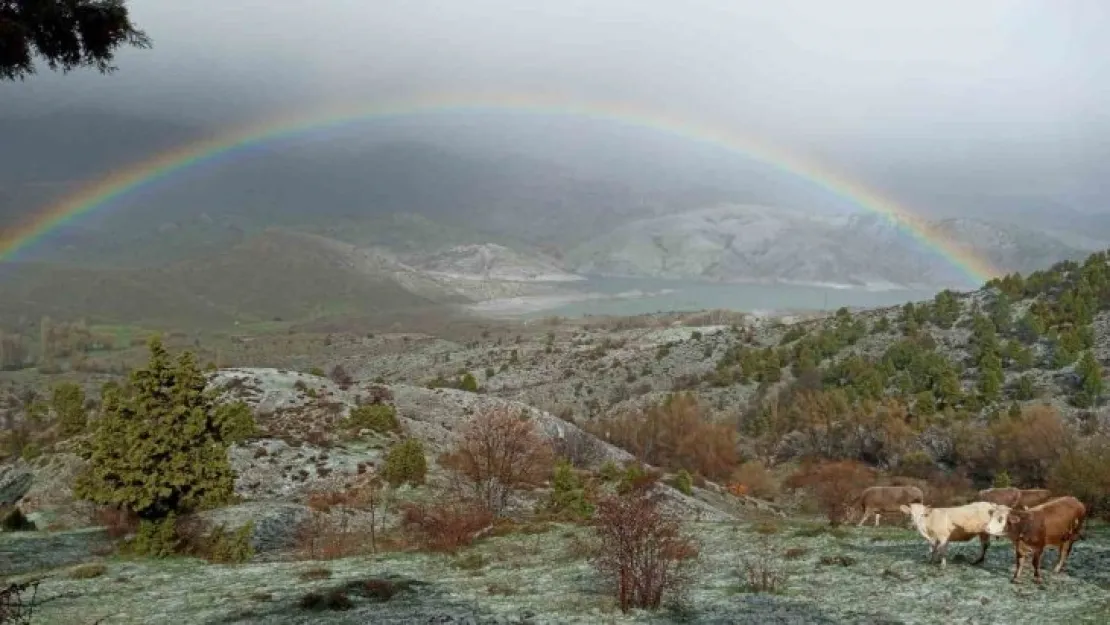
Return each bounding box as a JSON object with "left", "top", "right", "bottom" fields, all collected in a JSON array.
[{"left": 524, "top": 277, "right": 940, "bottom": 319}]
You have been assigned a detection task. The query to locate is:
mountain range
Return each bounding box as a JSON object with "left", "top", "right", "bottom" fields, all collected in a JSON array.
[{"left": 3, "top": 117, "right": 1108, "bottom": 330}]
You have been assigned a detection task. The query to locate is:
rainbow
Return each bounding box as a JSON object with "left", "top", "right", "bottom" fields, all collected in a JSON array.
[{"left": 0, "top": 93, "right": 1002, "bottom": 285}]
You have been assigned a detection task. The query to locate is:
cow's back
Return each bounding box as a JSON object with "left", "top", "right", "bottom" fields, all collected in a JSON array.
[
  {"left": 862, "top": 485, "right": 923, "bottom": 509},
  {"left": 1017, "top": 489, "right": 1053, "bottom": 509},
  {"left": 1024, "top": 496, "right": 1086, "bottom": 545},
  {"left": 979, "top": 487, "right": 1020, "bottom": 507}
]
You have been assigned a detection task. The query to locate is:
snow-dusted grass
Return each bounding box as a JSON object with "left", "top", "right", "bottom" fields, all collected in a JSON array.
[{"left": 12, "top": 519, "right": 1110, "bottom": 624}]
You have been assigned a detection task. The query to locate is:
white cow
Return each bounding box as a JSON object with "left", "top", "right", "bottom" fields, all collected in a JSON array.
[{"left": 900, "top": 501, "right": 1010, "bottom": 568}]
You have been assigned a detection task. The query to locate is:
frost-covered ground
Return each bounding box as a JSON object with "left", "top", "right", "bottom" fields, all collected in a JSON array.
[{"left": 10, "top": 519, "right": 1110, "bottom": 625}]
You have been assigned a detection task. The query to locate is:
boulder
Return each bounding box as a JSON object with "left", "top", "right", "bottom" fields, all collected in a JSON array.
[{"left": 0, "top": 461, "right": 33, "bottom": 505}]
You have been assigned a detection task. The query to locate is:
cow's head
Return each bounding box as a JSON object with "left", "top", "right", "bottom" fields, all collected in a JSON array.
[
  {"left": 985, "top": 504, "right": 1016, "bottom": 536},
  {"left": 899, "top": 502, "right": 928, "bottom": 531}
]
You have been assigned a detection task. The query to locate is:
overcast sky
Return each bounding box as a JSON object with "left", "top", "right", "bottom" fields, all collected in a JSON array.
[{"left": 3, "top": 0, "right": 1108, "bottom": 212}]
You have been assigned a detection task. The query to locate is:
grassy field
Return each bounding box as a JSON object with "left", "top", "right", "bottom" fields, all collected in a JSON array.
[{"left": 8, "top": 518, "right": 1110, "bottom": 625}]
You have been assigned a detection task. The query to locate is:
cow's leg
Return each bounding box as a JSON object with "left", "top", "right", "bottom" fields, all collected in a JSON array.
[
  {"left": 1053, "top": 541, "right": 1074, "bottom": 574},
  {"left": 874, "top": 512, "right": 881, "bottom": 527},
  {"left": 857, "top": 508, "right": 871, "bottom": 527},
  {"left": 1011, "top": 543, "right": 1025, "bottom": 583},
  {"left": 1032, "top": 548, "right": 1044, "bottom": 584},
  {"left": 972, "top": 533, "right": 990, "bottom": 565},
  {"left": 937, "top": 539, "right": 949, "bottom": 569}
]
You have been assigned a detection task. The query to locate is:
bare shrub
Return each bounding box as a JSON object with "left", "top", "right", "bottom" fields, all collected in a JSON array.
[
  {"left": 92, "top": 505, "right": 138, "bottom": 539},
  {"left": 296, "top": 476, "right": 384, "bottom": 559},
  {"left": 591, "top": 490, "right": 698, "bottom": 613},
  {"left": 1048, "top": 436, "right": 1110, "bottom": 519},
  {"left": 785, "top": 459, "right": 875, "bottom": 525},
  {"left": 591, "top": 392, "right": 737, "bottom": 481},
  {"left": 440, "top": 405, "right": 555, "bottom": 516},
  {"left": 783, "top": 547, "right": 808, "bottom": 560},
  {"left": 739, "top": 546, "right": 788, "bottom": 594},
  {"left": 989, "top": 404, "right": 1072, "bottom": 486},
  {"left": 399, "top": 500, "right": 494, "bottom": 553},
  {"left": 0, "top": 579, "right": 39, "bottom": 625},
  {"left": 730, "top": 461, "right": 779, "bottom": 500},
  {"left": 328, "top": 365, "right": 354, "bottom": 389},
  {"left": 923, "top": 472, "right": 974, "bottom": 507}
]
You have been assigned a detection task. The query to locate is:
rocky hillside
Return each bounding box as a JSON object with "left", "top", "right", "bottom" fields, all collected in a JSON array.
[
  {"left": 401, "top": 243, "right": 584, "bottom": 283},
  {"left": 563, "top": 205, "right": 1099, "bottom": 289}
]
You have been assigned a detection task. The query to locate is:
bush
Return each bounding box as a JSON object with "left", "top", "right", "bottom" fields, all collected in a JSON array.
[
  {"left": 52, "top": 382, "right": 87, "bottom": 438},
  {"left": 458, "top": 373, "right": 479, "bottom": 393},
  {"left": 382, "top": 439, "right": 427, "bottom": 487},
  {"left": 201, "top": 522, "right": 255, "bottom": 564},
  {"left": 992, "top": 470, "right": 1012, "bottom": 488},
  {"left": 730, "top": 461, "right": 779, "bottom": 500},
  {"left": 617, "top": 462, "right": 662, "bottom": 495},
  {"left": 896, "top": 451, "right": 936, "bottom": 480},
  {"left": 1, "top": 507, "right": 36, "bottom": 532},
  {"left": 440, "top": 405, "right": 554, "bottom": 516},
  {"left": 68, "top": 563, "right": 107, "bottom": 579},
  {"left": 328, "top": 365, "right": 353, "bottom": 388},
  {"left": 1048, "top": 437, "right": 1110, "bottom": 519},
  {"left": 296, "top": 477, "right": 384, "bottom": 559},
  {"left": 0, "top": 579, "right": 40, "bottom": 624},
  {"left": 590, "top": 393, "right": 737, "bottom": 482},
  {"left": 597, "top": 461, "right": 622, "bottom": 482},
  {"left": 785, "top": 459, "right": 875, "bottom": 525},
  {"left": 592, "top": 490, "right": 698, "bottom": 612},
  {"left": 344, "top": 404, "right": 400, "bottom": 435},
  {"left": 75, "top": 338, "right": 256, "bottom": 522},
  {"left": 400, "top": 500, "right": 494, "bottom": 553},
  {"left": 129, "top": 513, "right": 179, "bottom": 558},
  {"left": 545, "top": 458, "right": 595, "bottom": 520},
  {"left": 739, "top": 547, "right": 788, "bottom": 594},
  {"left": 989, "top": 405, "right": 1072, "bottom": 486},
  {"left": 93, "top": 506, "right": 138, "bottom": 539},
  {"left": 670, "top": 469, "right": 693, "bottom": 496}
]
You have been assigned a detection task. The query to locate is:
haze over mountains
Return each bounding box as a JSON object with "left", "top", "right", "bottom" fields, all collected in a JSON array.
[{"left": 2, "top": 109, "right": 1108, "bottom": 330}]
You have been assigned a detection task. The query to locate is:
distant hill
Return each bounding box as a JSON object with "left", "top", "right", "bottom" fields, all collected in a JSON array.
[
  {"left": 0, "top": 229, "right": 599, "bottom": 331},
  {"left": 0, "top": 230, "right": 456, "bottom": 329},
  {"left": 562, "top": 205, "right": 1101, "bottom": 289}
]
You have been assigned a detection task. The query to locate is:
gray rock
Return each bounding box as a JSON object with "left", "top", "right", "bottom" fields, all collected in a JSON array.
[
  {"left": 192, "top": 501, "right": 313, "bottom": 553},
  {"left": 0, "top": 461, "right": 32, "bottom": 505}
]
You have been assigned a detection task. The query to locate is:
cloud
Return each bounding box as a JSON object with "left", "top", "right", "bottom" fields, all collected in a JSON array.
[{"left": 2, "top": 0, "right": 1107, "bottom": 213}]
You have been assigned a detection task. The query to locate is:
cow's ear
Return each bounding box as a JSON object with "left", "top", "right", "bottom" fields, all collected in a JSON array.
[{"left": 899, "top": 505, "right": 910, "bottom": 514}]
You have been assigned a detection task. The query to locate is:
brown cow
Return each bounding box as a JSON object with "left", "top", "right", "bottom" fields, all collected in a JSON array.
[
  {"left": 848, "top": 485, "right": 924, "bottom": 527},
  {"left": 978, "top": 487, "right": 1053, "bottom": 510},
  {"left": 984, "top": 496, "right": 1087, "bottom": 584}
]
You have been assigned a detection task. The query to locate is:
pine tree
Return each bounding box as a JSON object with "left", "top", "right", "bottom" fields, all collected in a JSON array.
[
  {"left": 74, "top": 337, "right": 255, "bottom": 520},
  {"left": 978, "top": 352, "right": 1003, "bottom": 402},
  {"left": 52, "top": 382, "right": 87, "bottom": 438},
  {"left": 1074, "top": 351, "right": 1104, "bottom": 408}
]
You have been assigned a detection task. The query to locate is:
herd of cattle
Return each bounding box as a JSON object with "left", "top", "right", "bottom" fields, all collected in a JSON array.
[{"left": 845, "top": 485, "right": 1088, "bottom": 584}]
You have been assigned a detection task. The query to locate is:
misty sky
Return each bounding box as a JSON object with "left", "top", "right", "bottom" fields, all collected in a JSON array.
[{"left": 3, "top": 0, "right": 1109, "bottom": 213}]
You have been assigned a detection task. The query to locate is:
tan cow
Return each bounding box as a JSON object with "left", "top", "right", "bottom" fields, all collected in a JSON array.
[
  {"left": 900, "top": 501, "right": 1005, "bottom": 568},
  {"left": 985, "top": 496, "right": 1087, "bottom": 584},
  {"left": 848, "top": 485, "right": 924, "bottom": 527},
  {"left": 978, "top": 487, "right": 1053, "bottom": 510}
]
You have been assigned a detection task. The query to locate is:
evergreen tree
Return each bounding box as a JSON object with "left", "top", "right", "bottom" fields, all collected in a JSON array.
[
  {"left": 2, "top": 0, "right": 151, "bottom": 81},
  {"left": 52, "top": 381, "right": 86, "bottom": 438},
  {"left": 1074, "top": 351, "right": 1104, "bottom": 408},
  {"left": 1014, "top": 374, "right": 1036, "bottom": 401},
  {"left": 74, "top": 337, "right": 255, "bottom": 520},
  {"left": 977, "top": 352, "right": 1003, "bottom": 402}
]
